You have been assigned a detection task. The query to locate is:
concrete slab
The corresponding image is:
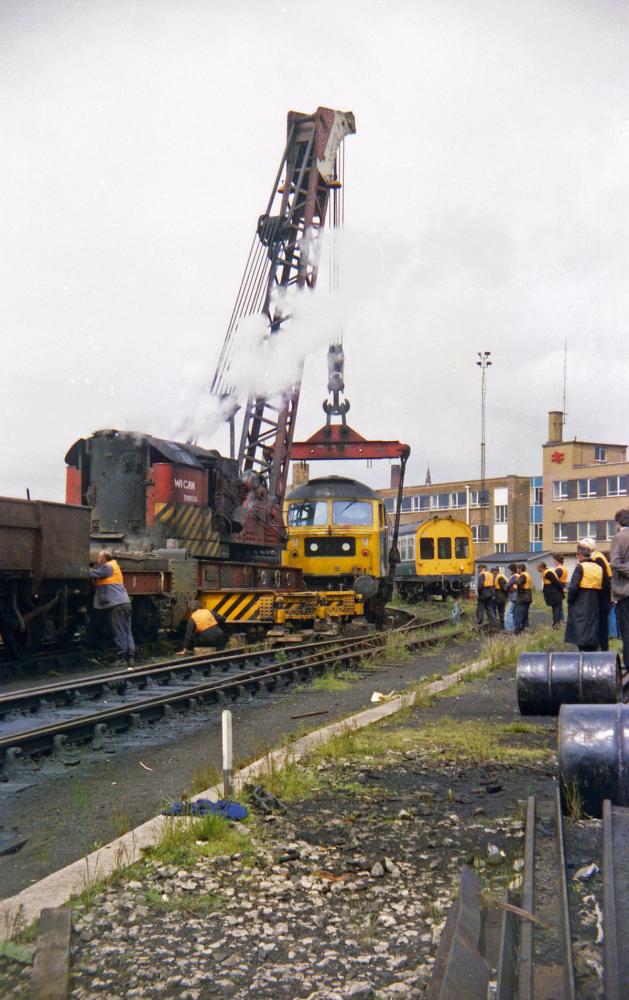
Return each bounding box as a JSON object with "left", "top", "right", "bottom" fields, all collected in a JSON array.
[{"left": 31, "top": 906, "right": 72, "bottom": 1000}]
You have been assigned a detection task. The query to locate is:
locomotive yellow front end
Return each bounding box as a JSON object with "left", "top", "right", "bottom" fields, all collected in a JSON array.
[{"left": 282, "top": 476, "right": 387, "bottom": 593}]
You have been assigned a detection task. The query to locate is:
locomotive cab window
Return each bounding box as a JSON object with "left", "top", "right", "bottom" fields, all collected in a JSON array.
[
  {"left": 287, "top": 501, "right": 328, "bottom": 527},
  {"left": 454, "top": 537, "right": 469, "bottom": 559},
  {"left": 332, "top": 500, "right": 373, "bottom": 526},
  {"left": 437, "top": 537, "right": 452, "bottom": 559},
  {"left": 419, "top": 537, "right": 434, "bottom": 559}
]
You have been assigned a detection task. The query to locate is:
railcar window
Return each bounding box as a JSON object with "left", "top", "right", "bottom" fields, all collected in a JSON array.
[
  {"left": 437, "top": 538, "right": 452, "bottom": 559},
  {"left": 419, "top": 538, "right": 434, "bottom": 559},
  {"left": 287, "top": 501, "right": 328, "bottom": 527},
  {"left": 454, "top": 537, "right": 469, "bottom": 559},
  {"left": 332, "top": 501, "right": 373, "bottom": 526}
]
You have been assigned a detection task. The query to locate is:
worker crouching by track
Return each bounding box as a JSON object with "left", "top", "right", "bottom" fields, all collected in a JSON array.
[
  {"left": 177, "top": 601, "right": 228, "bottom": 656},
  {"left": 90, "top": 550, "right": 135, "bottom": 667}
]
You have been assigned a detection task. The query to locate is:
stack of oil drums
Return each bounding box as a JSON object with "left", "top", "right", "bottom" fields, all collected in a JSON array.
[{"left": 516, "top": 650, "right": 626, "bottom": 817}]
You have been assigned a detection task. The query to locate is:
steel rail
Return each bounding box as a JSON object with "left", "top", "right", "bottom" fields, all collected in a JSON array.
[
  {"left": 0, "top": 609, "right": 436, "bottom": 716},
  {"left": 602, "top": 799, "right": 629, "bottom": 999},
  {"left": 0, "top": 617, "right": 459, "bottom": 763}
]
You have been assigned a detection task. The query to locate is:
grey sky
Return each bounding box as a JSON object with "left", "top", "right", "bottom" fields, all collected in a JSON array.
[{"left": 2, "top": 0, "right": 629, "bottom": 500}]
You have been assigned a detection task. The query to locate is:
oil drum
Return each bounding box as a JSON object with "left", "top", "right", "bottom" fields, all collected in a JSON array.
[
  {"left": 517, "top": 651, "right": 621, "bottom": 715},
  {"left": 558, "top": 703, "right": 629, "bottom": 817}
]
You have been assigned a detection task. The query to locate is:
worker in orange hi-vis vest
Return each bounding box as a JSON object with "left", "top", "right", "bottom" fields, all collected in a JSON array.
[
  {"left": 579, "top": 536, "right": 612, "bottom": 651},
  {"left": 90, "top": 550, "right": 135, "bottom": 668},
  {"left": 552, "top": 554, "right": 568, "bottom": 623},
  {"left": 565, "top": 545, "right": 603, "bottom": 651},
  {"left": 177, "top": 601, "right": 228, "bottom": 656}
]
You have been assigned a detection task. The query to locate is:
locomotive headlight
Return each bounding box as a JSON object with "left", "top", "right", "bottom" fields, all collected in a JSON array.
[
  {"left": 309, "top": 542, "right": 319, "bottom": 552},
  {"left": 341, "top": 542, "right": 351, "bottom": 552}
]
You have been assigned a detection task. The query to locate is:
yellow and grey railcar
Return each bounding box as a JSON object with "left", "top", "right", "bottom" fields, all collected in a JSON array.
[
  {"left": 395, "top": 517, "right": 474, "bottom": 601},
  {"left": 282, "top": 476, "right": 388, "bottom": 616}
]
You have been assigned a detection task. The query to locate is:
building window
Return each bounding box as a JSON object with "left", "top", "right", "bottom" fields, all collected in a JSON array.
[
  {"left": 495, "top": 543, "right": 507, "bottom": 553},
  {"left": 471, "top": 524, "right": 490, "bottom": 542},
  {"left": 530, "top": 523, "right": 543, "bottom": 543},
  {"left": 553, "top": 523, "right": 569, "bottom": 542},
  {"left": 400, "top": 496, "right": 412, "bottom": 513},
  {"left": 577, "top": 478, "right": 597, "bottom": 499},
  {"left": 553, "top": 481, "right": 568, "bottom": 500},
  {"left": 470, "top": 490, "right": 489, "bottom": 508},
  {"left": 384, "top": 498, "right": 395, "bottom": 513},
  {"left": 530, "top": 485, "right": 543, "bottom": 505},
  {"left": 450, "top": 491, "right": 466, "bottom": 509},
  {"left": 494, "top": 505, "right": 508, "bottom": 524},
  {"left": 595, "top": 446, "right": 607, "bottom": 462},
  {"left": 607, "top": 476, "right": 628, "bottom": 497},
  {"left": 607, "top": 521, "right": 616, "bottom": 541},
  {"left": 577, "top": 522, "right": 598, "bottom": 540}
]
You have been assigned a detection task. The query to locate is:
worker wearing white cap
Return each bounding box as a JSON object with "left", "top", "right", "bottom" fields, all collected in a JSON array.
[{"left": 579, "top": 537, "right": 612, "bottom": 650}]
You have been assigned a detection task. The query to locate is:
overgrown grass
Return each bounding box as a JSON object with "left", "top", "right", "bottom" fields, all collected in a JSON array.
[
  {"left": 562, "top": 779, "right": 584, "bottom": 821},
  {"left": 306, "top": 667, "right": 363, "bottom": 692},
  {"left": 303, "top": 715, "right": 552, "bottom": 768},
  {"left": 143, "top": 813, "right": 254, "bottom": 868},
  {"left": 249, "top": 757, "right": 321, "bottom": 802}
]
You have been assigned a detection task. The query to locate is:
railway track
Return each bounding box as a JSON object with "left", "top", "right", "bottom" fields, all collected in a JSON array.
[
  {"left": 0, "top": 612, "right": 459, "bottom": 771},
  {"left": 432, "top": 789, "right": 629, "bottom": 999}
]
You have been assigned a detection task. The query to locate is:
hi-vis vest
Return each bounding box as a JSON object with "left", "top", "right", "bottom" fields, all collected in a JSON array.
[
  {"left": 191, "top": 608, "right": 218, "bottom": 632},
  {"left": 495, "top": 573, "right": 507, "bottom": 590},
  {"left": 94, "top": 559, "right": 124, "bottom": 587},
  {"left": 480, "top": 571, "right": 495, "bottom": 588},
  {"left": 592, "top": 550, "right": 612, "bottom": 578},
  {"left": 579, "top": 561, "right": 603, "bottom": 590},
  {"left": 555, "top": 565, "right": 568, "bottom": 585},
  {"left": 543, "top": 569, "right": 560, "bottom": 587},
  {"left": 519, "top": 571, "right": 532, "bottom": 590}
]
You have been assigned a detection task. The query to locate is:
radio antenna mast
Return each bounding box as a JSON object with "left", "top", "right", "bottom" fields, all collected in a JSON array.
[{"left": 562, "top": 339, "right": 568, "bottom": 430}]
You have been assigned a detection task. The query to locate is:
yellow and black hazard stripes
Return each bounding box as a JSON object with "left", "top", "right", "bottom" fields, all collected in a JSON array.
[
  {"left": 199, "top": 588, "right": 358, "bottom": 625},
  {"left": 154, "top": 502, "right": 221, "bottom": 555},
  {"left": 201, "top": 591, "right": 270, "bottom": 623}
]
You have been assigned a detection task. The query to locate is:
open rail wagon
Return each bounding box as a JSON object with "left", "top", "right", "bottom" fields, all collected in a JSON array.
[
  {"left": 0, "top": 496, "right": 91, "bottom": 656},
  {"left": 395, "top": 516, "right": 474, "bottom": 601}
]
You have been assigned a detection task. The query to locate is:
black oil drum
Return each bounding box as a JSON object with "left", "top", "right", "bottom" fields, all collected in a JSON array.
[
  {"left": 558, "top": 703, "right": 629, "bottom": 817},
  {"left": 517, "top": 651, "right": 621, "bottom": 715}
]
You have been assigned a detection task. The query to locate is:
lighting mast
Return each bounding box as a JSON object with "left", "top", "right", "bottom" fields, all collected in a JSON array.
[{"left": 476, "top": 351, "right": 492, "bottom": 548}]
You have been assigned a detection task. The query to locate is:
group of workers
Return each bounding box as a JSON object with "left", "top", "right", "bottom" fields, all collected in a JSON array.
[
  {"left": 476, "top": 563, "right": 534, "bottom": 634},
  {"left": 475, "top": 508, "right": 629, "bottom": 662}
]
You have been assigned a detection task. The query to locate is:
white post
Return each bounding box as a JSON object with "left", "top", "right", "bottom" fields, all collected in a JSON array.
[{"left": 222, "top": 709, "right": 233, "bottom": 799}]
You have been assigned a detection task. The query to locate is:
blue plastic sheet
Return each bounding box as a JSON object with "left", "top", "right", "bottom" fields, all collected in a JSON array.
[{"left": 162, "top": 799, "right": 248, "bottom": 821}]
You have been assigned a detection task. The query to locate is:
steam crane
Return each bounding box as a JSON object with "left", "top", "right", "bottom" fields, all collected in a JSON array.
[{"left": 210, "top": 107, "right": 356, "bottom": 558}]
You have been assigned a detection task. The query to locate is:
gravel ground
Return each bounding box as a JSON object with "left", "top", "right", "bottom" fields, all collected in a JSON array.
[{"left": 0, "top": 615, "right": 606, "bottom": 999}]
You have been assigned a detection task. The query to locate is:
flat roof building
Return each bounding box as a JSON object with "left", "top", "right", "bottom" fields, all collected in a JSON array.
[
  {"left": 542, "top": 410, "right": 628, "bottom": 554},
  {"left": 378, "top": 472, "right": 532, "bottom": 560}
]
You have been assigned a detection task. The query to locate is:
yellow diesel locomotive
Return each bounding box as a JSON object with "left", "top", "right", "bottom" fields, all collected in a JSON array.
[
  {"left": 282, "top": 476, "right": 388, "bottom": 617},
  {"left": 395, "top": 517, "right": 474, "bottom": 601}
]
